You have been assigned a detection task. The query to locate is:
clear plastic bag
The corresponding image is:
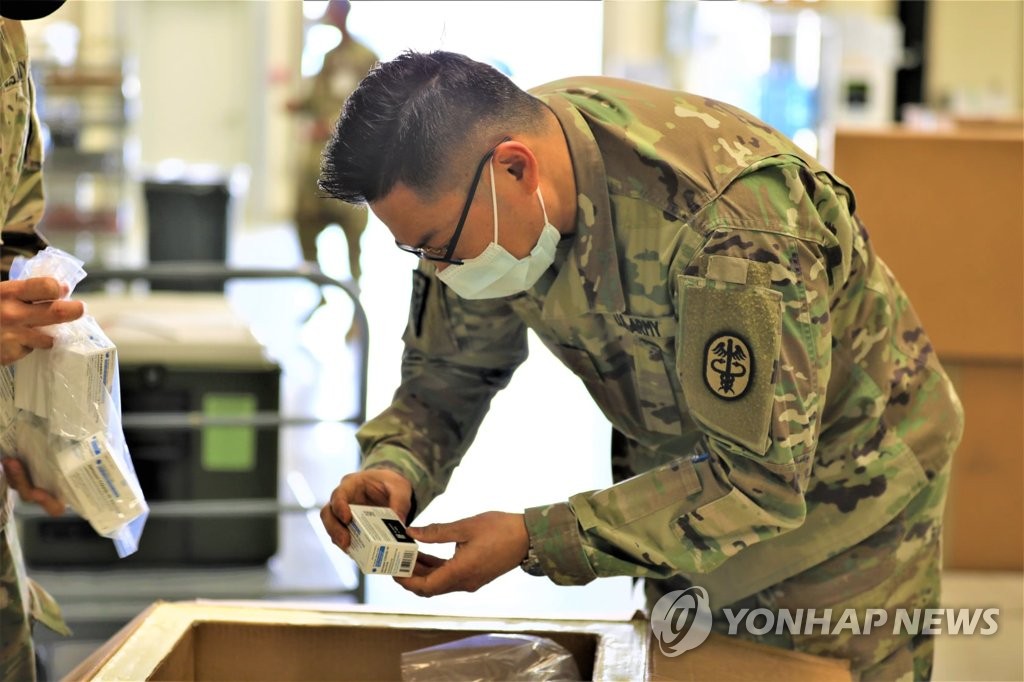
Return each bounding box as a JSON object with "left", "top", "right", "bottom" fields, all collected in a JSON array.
[
  {"left": 4, "top": 247, "right": 148, "bottom": 557},
  {"left": 400, "top": 633, "right": 582, "bottom": 682}
]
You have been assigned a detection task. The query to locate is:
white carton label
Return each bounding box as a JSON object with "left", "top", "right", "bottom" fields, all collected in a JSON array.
[
  {"left": 13, "top": 413, "right": 65, "bottom": 496},
  {"left": 13, "top": 350, "right": 48, "bottom": 420},
  {"left": 56, "top": 433, "right": 143, "bottom": 536},
  {"left": 345, "top": 504, "right": 418, "bottom": 578},
  {"left": 50, "top": 342, "right": 115, "bottom": 438},
  {"left": 12, "top": 338, "right": 115, "bottom": 438}
]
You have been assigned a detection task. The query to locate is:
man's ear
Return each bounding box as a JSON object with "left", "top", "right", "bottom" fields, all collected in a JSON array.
[{"left": 494, "top": 141, "right": 539, "bottom": 196}]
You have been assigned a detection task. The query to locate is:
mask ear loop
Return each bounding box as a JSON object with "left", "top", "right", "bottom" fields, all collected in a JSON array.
[
  {"left": 489, "top": 158, "right": 499, "bottom": 243},
  {"left": 536, "top": 185, "right": 550, "bottom": 225}
]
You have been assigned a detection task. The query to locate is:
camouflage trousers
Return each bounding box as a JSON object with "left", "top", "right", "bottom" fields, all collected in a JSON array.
[
  {"left": 0, "top": 509, "right": 70, "bottom": 681},
  {"left": 295, "top": 151, "right": 369, "bottom": 281},
  {"left": 647, "top": 463, "right": 951, "bottom": 681}
]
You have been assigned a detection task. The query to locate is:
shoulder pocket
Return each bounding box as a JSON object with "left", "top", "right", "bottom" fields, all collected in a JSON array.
[
  {"left": 677, "top": 273, "right": 782, "bottom": 455},
  {"left": 584, "top": 457, "right": 703, "bottom": 528},
  {"left": 671, "top": 485, "right": 786, "bottom": 561},
  {"left": 631, "top": 331, "right": 684, "bottom": 437}
]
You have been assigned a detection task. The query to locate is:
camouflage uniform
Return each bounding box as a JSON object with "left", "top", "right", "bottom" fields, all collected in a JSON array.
[
  {"left": 1, "top": 17, "right": 71, "bottom": 682},
  {"left": 293, "top": 36, "right": 376, "bottom": 278},
  {"left": 355, "top": 77, "right": 963, "bottom": 678}
]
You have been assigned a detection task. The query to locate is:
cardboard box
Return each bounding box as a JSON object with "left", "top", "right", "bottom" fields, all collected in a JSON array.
[
  {"left": 67, "top": 601, "right": 852, "bottom": 681},
  {"left": 833, "top": 127, "right": 1024, "bottom": 570},
  {"left": 833, "top": 127, "right": 1023, "bottom": 363},
  {"left": 941, "top": 362, "right": 1024, "bottom": 571}
]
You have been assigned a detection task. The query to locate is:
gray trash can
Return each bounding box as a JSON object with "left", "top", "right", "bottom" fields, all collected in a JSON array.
[{"left": 144, "top": 162, "right": 249, "bottom": 291}]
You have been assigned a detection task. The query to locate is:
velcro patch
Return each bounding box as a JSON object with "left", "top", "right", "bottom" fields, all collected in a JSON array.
[{"left": 677, "top": 274, "right": 781, "bottom": 455}]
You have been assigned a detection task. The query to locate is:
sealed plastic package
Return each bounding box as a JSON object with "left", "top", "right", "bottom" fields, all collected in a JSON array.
[
  {"left": 400, "top": 633, "right": 582, "bottom": 681},
  {"left": 2, "top": 247, "right": 148, "bottom": 557}
]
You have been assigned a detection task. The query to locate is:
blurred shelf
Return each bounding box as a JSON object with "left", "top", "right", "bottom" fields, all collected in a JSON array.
[
  {"left": 43, "top": 68, "right": 124, "bottom": 90},
  {"left": 38, "top": 205, "right": 120, "bottom": 234},
  {"left": 34, "top": 59, "right": 137, "bottom": 246}
]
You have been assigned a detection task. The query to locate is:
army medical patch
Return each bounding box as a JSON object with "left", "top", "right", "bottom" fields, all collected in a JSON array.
[
  {"left": 703, "top": 332, "right": 752, "bottom": 400},
  {"left": 677, "top": 273, "right": 782, "bottom": 455}
]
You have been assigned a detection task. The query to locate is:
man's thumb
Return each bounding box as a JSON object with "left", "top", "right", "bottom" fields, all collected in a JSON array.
[{"left": 407, "top": 521, "right": 460, "bottom": 544}]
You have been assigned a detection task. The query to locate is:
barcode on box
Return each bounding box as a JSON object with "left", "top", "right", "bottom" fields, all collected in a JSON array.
[
  {"left": 67, "top": 449, "right": 121, "bottom": 514},
  {"left": 400, "top": 550, "right": 415, "bottom": 573}
]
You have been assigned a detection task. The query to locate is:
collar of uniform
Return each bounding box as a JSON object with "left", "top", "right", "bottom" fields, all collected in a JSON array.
[
  {"left": 532, "top": 90, "right": 625, "bottom": 318},
  {"left": 0, "top": 18, "right": 28, "bottom": 61}
]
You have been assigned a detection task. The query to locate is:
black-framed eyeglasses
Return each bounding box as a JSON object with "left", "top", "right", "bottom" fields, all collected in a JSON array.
[{"left": 395, "top": 136, "right": 512, "bottom": 266}]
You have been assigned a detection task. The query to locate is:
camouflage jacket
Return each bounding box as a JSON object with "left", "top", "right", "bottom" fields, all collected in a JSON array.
[
  {"left": 0, "top": 18, "right": 47, "bottom": 279},
  {"left": 0, "top": 18, "right": 68, "bottom": 646},
  {"left": 356, "top": 76, "right": 964, "bottom": 607},
  {"left": 296, "top": 36, "right": 377, "bottom": 140}
]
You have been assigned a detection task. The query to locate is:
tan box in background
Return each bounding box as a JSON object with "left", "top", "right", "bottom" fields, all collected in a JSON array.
[
  {"left": 834, "top": 126, "right": 1024, "bottom": 571},
  {"left": 67, "top": 601, "right": 852, "bottom": 681}
]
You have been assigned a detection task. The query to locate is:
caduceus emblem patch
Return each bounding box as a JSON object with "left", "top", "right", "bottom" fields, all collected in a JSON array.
[{"left": 703, "top": 333, "right": 753, "bottom": 400}]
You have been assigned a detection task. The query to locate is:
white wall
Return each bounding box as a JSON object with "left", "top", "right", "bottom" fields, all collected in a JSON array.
[
  {"left": 121, "top": 0, "right": 305, "bottom": 225},
  {"left": 347, "top": 0, "right": 603, "bottom": 85},
  {"left": 126, "top": 2, "right": 260, "bottom": 170},
  {"left": 927, "top": 0, "right": 1024, "bottom": 114}
]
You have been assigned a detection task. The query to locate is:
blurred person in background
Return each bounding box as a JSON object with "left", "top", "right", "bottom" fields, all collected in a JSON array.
[
  {"left": 287, "top": 0, "right": 377, "bottom": 329},
  {"left": 1, "top": 12, "right": 85, "bottom": 681},
  {"left": 316, "top": 51, "right": 965, "bottom": 680}
]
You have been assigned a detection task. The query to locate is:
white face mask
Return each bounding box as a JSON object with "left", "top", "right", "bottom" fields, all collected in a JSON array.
[{"left": 437, "top": 160, "right": 560, "bottom": 299}]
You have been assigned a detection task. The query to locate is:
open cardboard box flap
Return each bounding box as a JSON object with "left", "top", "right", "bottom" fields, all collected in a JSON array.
[{"left": 67, "top": 600, "right": 851, "bottom": 681}]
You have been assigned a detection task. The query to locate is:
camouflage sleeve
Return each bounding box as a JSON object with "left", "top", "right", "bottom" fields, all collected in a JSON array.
[
  {"left": 357, "top": 263, "right": 529, "bottom": 515},
  {"left": 1, "top": 57, "right": 47, "bottom": 277},
  {"left": 525, "top": 160, "right": 848, "bottom": 585}
]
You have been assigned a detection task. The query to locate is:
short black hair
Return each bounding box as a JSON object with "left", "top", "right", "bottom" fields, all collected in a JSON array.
[{"left": 318, "top": 50, "right": 546, "bottom": 204}]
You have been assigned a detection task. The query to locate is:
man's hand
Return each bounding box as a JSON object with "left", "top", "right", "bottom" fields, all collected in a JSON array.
[
  {"left": 396, "top": 511, "right": 529, "bottom": 597},
  {"left": 1, "top": 457, "right": 65, "bottom": 517},
  {"left": 320, "top": 468, "right": 413, "bottom": 551},
  {"left": 1, "top": 277, "right": 84, "bottom": 365}
]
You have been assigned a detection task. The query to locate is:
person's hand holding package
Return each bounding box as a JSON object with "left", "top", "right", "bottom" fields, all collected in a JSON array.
[
  {"left": 1, "top": 276, "right": 84, "bottom": 516},
  {"left": 321, "top": 468, "right": 415, "bottom": 550},
  {"left": 321, "top": 469, "right": 528, "bottom": 594},
  {"left": 398, "top": 511, "right": 530, "bottom": 597},
  {"left": 1, "top": 457, "right": 63, "bottom": 516},
  {"left": 0, "top": 277, "right": 84, "bottom": 364}
]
